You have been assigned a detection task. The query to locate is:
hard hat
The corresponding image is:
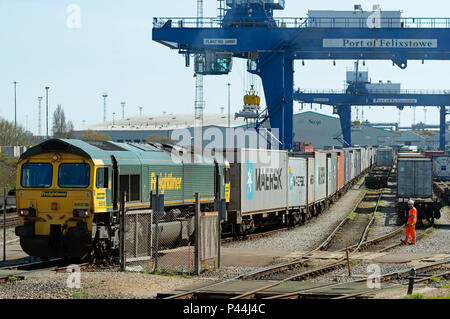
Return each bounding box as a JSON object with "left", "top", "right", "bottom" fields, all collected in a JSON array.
[{"left": 408, "top": 200, "right": 414, "bottom": 205}]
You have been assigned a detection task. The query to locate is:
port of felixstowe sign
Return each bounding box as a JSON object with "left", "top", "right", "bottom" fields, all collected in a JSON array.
[{"left": 323, "top": 38, "right": 438, "bottom": 48}]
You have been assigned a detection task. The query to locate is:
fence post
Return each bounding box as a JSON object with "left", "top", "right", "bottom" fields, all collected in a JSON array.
[
  {"left": 3, "top": 188, "right": 7, "bottom": 262},
  {"left": 119, "top": 191, "right": 126, "bottom": 272},
  {"left": 218, "top": 199, "right": 226, "bottom": 270},
  {"left": 154, "top": 176, "right": 159, "bottom": 271},
  {"left": 194, "top": 192, "right": 200, "bottom": 275}
]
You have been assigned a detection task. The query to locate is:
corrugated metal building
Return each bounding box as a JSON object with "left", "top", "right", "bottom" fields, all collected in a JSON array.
[{"left": 76, "top": 111, "right": 402, "bottom": 149}]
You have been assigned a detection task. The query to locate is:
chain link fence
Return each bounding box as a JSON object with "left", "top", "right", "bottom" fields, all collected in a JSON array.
[{"left": 121, "top": 193, "right": 221, "bottom": 276}]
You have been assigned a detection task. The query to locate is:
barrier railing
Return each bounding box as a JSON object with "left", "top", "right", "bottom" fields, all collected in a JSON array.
[{"left": 153, "top": 17, "right": 450, "bottom": 29}]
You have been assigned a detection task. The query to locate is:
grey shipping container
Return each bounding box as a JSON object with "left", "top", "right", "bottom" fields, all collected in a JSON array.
[
  {"left": 315, "top": 152, "right": 327, "bottom": 202},
  {"left": 288, "top": 157, "right": 307, "bottom": 207},
  {"left": 307, "top": 157, "right": 315, "bottom": 204},
  {"left": 350, "top": 150, "right": 356, "bottom": 180},
  {"left": 432, "top": 155, "right": 450, "bottom": 181},
  {"left": 377, "top": 148, "right": 394, "bottom": 167},
  {"left": 228, "top": 149, "right": 289, "bottom": 215},
  {"left": 397, "top": 158, "right": 433, "bottom": 198},
  {"left": 326, "top": 152, "right": 337, "bottom": 197}
]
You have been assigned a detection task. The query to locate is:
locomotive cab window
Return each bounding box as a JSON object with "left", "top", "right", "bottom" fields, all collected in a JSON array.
[
  {"left": 21, "top": 163, "right": 53, "bottom": 188},
  {"left": 119, "top": 174, "right": 140, "bottom": 202},
  {"left": 58, "top": 163, "right": 90, "bottom": 188},
  {"left": 96, "top": 167, "right": 109, "bottom": 189}
]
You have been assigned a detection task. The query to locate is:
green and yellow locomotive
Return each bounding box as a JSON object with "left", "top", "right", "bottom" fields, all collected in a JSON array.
[{"left": 15, "top": 139, "right": 230, "bottom": 260}]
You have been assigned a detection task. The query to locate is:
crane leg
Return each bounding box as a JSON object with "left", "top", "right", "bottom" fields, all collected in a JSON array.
[
  {"left": 338, "top": 105, "right": 352, "bottom": 147},
  {"left": 257, "top": 53, "right": 294, "bottom": 150}
]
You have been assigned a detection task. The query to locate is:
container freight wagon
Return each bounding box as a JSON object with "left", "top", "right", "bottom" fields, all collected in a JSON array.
[
  {"left": 288, "top": 157, "right": 308, "bottom": 225},
  {"left": 227, "top": 149, "right": 289, "bottom": 234},
  {"left": 345, "top": 150, "right": 350, "bottom": 184},
  {"left": 376, "top": 148, "right": 394, "bottom": 167},
  {"left": 335, "top": 151, "right": 345, "bottom": 191},
  {"left": 326, "top": 152, "right": 338, "bottom": 200},
  {"left": 396, "top": 157, "right": 441, "bottom": 225},
  {"left": 432, "top": 155, "right": 450, "bottom": 181}
]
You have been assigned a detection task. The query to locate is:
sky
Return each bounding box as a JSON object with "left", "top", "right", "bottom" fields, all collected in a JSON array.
[{"left": 2, "top": 0, "right": 450, "bottom": 135}]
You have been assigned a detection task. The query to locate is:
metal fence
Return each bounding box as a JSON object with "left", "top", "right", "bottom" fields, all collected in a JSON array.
[{"left": 120, "top": 191, "right": 222, "bottom": 276}]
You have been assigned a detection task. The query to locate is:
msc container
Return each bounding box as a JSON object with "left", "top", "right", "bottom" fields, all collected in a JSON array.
[
  {"left": 288, "top": 157, "right": 308, "bottom": 207},
  {"left": 228, "top": 149, "right": 289, "bottom": 215},
  {"left": 326, "top": 152, "right": 338, "bottom": 197},
  {"left": 377, "top": 148, "right": 394, "bottom": 167},
  {"left": 432, "top": 155, "right": 450, "bottom": 181},
  {"left": 397, "top": 158, "right": 433, "bottom": 198}
]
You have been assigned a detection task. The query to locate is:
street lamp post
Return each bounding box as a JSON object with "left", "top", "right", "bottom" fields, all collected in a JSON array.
[
  {"left": 45, "top": 87, "right": 50, "bottom": 140},
  {"left": 13, "top": 81, "right": 18, "bottom": 133},
  {"left": 227, "top": 83, "right": 231, "bottom": 128}
]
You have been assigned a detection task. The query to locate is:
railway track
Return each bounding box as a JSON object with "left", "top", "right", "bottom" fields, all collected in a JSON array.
[
  {"left": 221, "top": 175, "right": 369, "bottom": 245},
  {"left": 0, "top": 258, "right": 95, "bottom": 284},
  {"left": 163, "top": 189, "right": 434, "bottom": 299},
  {"left": 0, "top": 213, "right": 19, "bottom": 229}
]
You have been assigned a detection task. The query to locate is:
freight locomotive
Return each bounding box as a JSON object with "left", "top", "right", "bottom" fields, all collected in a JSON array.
[{"left": 15, "top": 139, "right": 376, "bottom": 260}]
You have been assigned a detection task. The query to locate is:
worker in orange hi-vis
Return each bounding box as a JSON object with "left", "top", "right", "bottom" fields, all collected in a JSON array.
[{"left": 402, "top": 200, "right": 417, "bottom": 245}]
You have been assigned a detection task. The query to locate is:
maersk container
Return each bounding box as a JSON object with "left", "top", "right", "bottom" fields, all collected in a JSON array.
[
  {"left": 326, "top": 152, "right": 338, "bottom": 197},
  {"left": 288, "top": 157, "right": 308, "bottom": 207},
  {"left": 315, "top": 152, "right": 327, "bottom": 202},
  {"left": 377, "top": 148, "right": 394, "bottom": 167},
  {"left": 432, "top": 155, "right": 450, "bottom": 181},
  {"left": 228, "top": 149, "right": 289, "bottom": 215},
  {"left": 397, "top": 158, "right": 433, "bottom": 198}
]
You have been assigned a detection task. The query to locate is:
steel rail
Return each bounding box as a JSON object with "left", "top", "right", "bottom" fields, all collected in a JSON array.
[{"left": 265, "top": 258, "right": 450, "bottom": 300}]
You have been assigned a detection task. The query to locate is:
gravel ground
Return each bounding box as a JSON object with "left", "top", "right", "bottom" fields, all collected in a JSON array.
[
  {"left": 0, "top": 271, "right": 209, "bottom": 299},
  {"left": 388, "top": 206, "right": 450, "bottom": 254},
  {"left": 0, "top": 227, "right": 18, "bottom": 243},
  {"left": 223, "top": 181, "right": 366, "bottom": 252}
]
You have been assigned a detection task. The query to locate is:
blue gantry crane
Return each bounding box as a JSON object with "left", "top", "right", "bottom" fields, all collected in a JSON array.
[
  {"left": 294, "top": 61, "right": 450, "bottom": 150},
  {"left": 152, "top": 0, "right": 450, "bottom": 150}
]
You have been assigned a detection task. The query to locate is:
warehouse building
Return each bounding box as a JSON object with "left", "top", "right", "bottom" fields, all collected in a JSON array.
[{"left": 75, "top": 111, "right": 405, "bottom": 149}]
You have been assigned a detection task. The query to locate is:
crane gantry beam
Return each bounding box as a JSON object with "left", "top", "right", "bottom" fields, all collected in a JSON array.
[{"left": 153, "top": 1, "right": 450, "bottom": 150}]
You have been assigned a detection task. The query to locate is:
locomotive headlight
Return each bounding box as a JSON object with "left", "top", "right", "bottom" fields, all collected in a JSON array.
[
  {"left": 73, "top": 209, "right": 90, "bottom": 218},
  {"left": 19, "top": 208, "right": 36, "bottom": 217}
]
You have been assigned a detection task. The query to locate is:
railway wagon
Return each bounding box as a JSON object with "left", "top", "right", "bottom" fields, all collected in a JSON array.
[
  {"left": 15, "top": 139, "right": 230, "bottom": 259},
  {"left": 326, "top": 152, "right": 338, "bottom": 200},
  {"left": 336, "top": 150, "right": 346, "bottom": 191},
  {"left": 376, "top": 147, "right": 394, "bottom": 167},
  {"left": 396, "top": 157, "right": 441, "bottom": 225},
  {"left": 432, "top": 155, "right": 450, "bottom": 181},
  {"left": 226, "top": 149, "right": 289, "bottom": 234},
  {"left": 287, "top": 156, "right": 307, "bottom": 225}
]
